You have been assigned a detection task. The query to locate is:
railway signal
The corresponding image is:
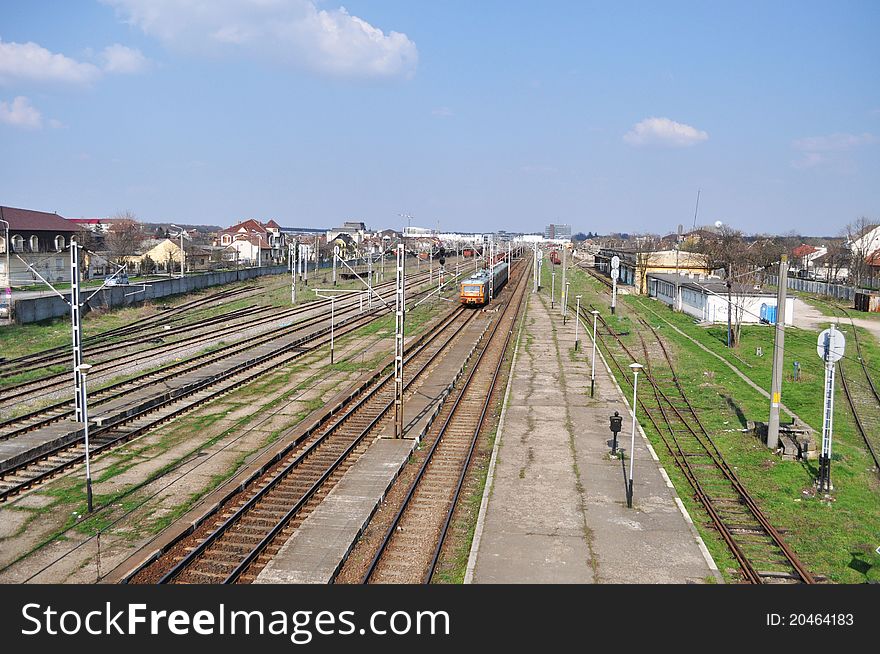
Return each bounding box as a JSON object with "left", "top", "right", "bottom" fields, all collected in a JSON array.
[
  {"left": 609, "top": 410, "right": 623, "bottom": 455},
  {"left": 627, "top": 362, "right": 643, "bottom": 508},
  {"left": 817, "top": 325, "right": 845, "bottom": 493},
  {"left": 610, "top": 255, "right": 620, "bottom": 315},
  {"left": 394, "top": 244, "right": 406, "bottom": 438}
]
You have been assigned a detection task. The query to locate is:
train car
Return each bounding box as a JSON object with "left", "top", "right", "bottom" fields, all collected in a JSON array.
[
  {"left": 462, "top": 248, "right": 474, "bottom": 258},
  {"left": 459, "top": 261, "right": 509, "bottom": 305},
  {"left": 549, "top": 250, "right": 561, "bottom": 265}
]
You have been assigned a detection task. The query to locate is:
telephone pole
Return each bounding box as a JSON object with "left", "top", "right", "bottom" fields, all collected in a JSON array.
[{"left": 767, "top": 255, "right": 789, "bottom": 450}]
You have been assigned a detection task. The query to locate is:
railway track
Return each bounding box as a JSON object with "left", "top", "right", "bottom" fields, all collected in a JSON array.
[
  {"left": 359, "top": 260, "right": 528, "bottom": 584},
  {"left": 822, "top": 305, "right": 880, "bottom": 475},
  {"left": 0, "top": 285, "right": 259, "bottom": 377},
  {"left": 0, "top": 272, "right": 446, "bottom": 502},
  {"left": 577, "top": 301, "right": 814, "bottom": 583},
  {"left": 0, "top": 271, "right": 431, "bottom": 405},
  {"left": 126, "top": 304, "right": 479, "bottom": 584}
]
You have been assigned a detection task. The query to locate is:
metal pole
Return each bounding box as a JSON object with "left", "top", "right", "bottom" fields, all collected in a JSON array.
[
  {"left": 394, "top": 244, "right": 405, "bottom": 438},
  {"left": 561, "top": 246, "right": 567, "bottom": 315},
  {"left": 330, "top": 297, "right": 335, "bottom": 365},
  {"left": 551, "top": 271, "right": 556, "bottom": 309},
  {"left": 70, "top": 238, "right": 85, "bottom": 423},
  {"left": 726, "top": 274, "right": 732, "bottom": 348},
  {"left": 563, "top": 281, "right": 570, "bottom": 325},
  {"left": 368, "top": 253, "right": 373, "bottom": 309},
  {"left": 628, "top": 363, "right": 642, "bottom": 508},
  {"left": 333, "top": 245, "right": 338, "bottom": 286},
  {"left": 79, "top": 364, "right": 94, "bottom": 513},
  {"left": 590, "top": 310, "right": 599, "bottom": 397},
  {"left": 767, "top": 255, "right": 789, "bottom": 450},
  {"left": 574, "top": 295, "right": 581, "bottom": 350},
  {"left": 288, "top": 239, "right": 296, "bottom": 304}
]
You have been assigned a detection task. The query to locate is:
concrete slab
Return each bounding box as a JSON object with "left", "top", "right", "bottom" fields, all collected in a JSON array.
[
  {"left": 255, "top": 439, "right": 416, "bottom": 583},
  {"left": 469, "top": 293, "right": 720, "bottom": 584}
]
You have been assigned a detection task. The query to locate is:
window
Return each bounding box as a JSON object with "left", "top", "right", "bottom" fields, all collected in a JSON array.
[
  {"left": 55, "top": 235, "right": 65, "bottom": 251},
  {"left": 30, "top": 235, "right": 39, "bottom": 252},
  {"left": 12, "top": 235, "right": 23, "bottom": 252}
]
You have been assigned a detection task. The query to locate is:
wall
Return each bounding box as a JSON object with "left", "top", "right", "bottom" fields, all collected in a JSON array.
[{"left": 11, "top": 265, "right": 286, "bottom": 324}]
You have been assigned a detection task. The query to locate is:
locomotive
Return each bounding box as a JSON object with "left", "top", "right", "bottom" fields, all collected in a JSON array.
[{"left": 459, "top": 261, "right": 509, "bottom": 305}]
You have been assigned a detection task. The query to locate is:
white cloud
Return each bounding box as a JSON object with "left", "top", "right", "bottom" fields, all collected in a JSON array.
[
  {"left": 0, "top": 38, "right": 149, "bottom": 86},
  {"left": 791, "top": 152, "right": 824, "bottom": 169},
  {"left": 0, "top": 39, "right": 101, "bottom": 85},
  {"left": 103, "top": 0, "right": 418, "bottom": 79},
  {"left": 793, "top": 132, "right": 876, "bottom": 152},
  {"left": 101, "top": 44, "right": 150, "bottom": 74},
  {"left": 0, "top": 96, "right": 42, "bottom": 129},
  {"left": 623, "top": 117, "right": 708, "bottom": 147}
]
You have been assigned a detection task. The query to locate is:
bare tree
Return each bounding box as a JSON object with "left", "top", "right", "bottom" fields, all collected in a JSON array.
[
  {"left": 106, "top": 211, "right": 146, "bottom": 267},
  {"left": 845, "top": 217, "right": 879, "bottom": 288},
  {"left": 631, "top": 233, "right": 660, "bottom": 294}
]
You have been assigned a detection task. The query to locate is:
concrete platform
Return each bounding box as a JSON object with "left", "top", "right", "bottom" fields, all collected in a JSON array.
[
  {"left": 255, "top": 312, "right": 492, "bottom": 583},
  {"left": 255, "top": 439, "right": 417, "bottom": 583},
  {"left": 467, "top": 293, "right": 721, "bottom": 584}
]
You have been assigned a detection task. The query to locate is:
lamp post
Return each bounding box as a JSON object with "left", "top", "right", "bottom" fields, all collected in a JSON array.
[
  {"left": 170, "top": 224, "right": 185, "bottom": 278},
  {"left": 77, "top": 363, "right": 95, "bottom": 513},
  {"left": 0, "top": 216, "right": 9, "bottom": 289},
  {"left": 627, "top": 362, "right": 643, "bottom": 508},
  {"left": 551, "top": 270, "right": 556, "bottom": 309},
  {"left": 574, "top": 295, "right": 582, "bottom": 350},
  {"left": 563, "top": 281, "right": 570, "bottom": 324},
  {"left": 590, "top": 310, "right": 599, "bottom": 397}
]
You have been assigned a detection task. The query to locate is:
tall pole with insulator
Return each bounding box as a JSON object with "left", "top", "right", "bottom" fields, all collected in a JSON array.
[
  {"left": 394, "top": 244, "right": 406, "bottom": 438},
  {"left": 767, "top": 255, "right": 789, "bottom": 450}
]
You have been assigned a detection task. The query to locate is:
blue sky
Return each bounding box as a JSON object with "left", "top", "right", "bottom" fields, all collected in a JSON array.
[{"left": 1, "top": 1, "right": 878, "bottom": 236}]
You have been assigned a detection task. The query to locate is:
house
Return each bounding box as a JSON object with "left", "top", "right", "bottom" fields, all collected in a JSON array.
[
  {"left": 224, "top": 232, "right": 273, "bottom": 266},
  {"left": 124, "top": 238, "right": 214, "bottom": 274},
  {"left": 0, "top": 205, "right": 80, "bottom": 286},
  {"left": 218, "top": 219, "right": 286, "bottom": 262},
  {"left": 594, "top": 246, "right": 710, "bottom": 294},
  {"left": 647, "top": 272, "right": 794, "bottom": 325},
  {"left": 327, "top": 221, "right": 368, "bottom": 245}
]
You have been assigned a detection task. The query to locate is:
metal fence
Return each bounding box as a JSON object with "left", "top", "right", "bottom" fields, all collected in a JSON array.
[{"left": 765, "top": 274, "right": 856, "bottom": 301}]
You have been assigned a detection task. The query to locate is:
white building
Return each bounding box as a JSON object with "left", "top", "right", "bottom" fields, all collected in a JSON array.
[{"left": 647, "top": 272, "right": 794, "bottom": 325}]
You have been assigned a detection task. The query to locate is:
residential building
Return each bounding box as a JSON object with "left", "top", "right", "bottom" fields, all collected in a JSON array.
[
  {"left": 544, "top": 224, "right": 572, "bottom": 240},
  {"left": 218, "top": 219, "right": 286, "bottom": 262},
  {"left": 0, "top": 205, "right": 79, "bottom": 286},
  {"left": 595, "top": 246, "right": 710, "bottom": 293}
]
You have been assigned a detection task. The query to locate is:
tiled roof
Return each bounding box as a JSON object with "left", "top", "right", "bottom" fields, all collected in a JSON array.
[{"left": 0, "top": 205, "right": 78, "bottom": 232}]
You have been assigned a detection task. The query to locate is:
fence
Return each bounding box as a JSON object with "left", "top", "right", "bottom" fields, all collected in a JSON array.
[
  {"left": 11, "top": 265, "right": 287, "bottom": 324},
  {"left": 765, "top": 274, "right": 856, "bottom": 301}
]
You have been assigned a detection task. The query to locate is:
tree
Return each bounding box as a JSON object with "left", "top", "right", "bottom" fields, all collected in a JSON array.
[
  {"left": 631, "top": 233, "right": 660, "bottom": 294},
  {"left": 106, "top": 211, "right": 146, "bottom": 267},
  {"left": 844, "top": 217, "right": 879, "bottom": 288},
  {"left": 572, "top": 232, "right": 588, "bottom": 242}
]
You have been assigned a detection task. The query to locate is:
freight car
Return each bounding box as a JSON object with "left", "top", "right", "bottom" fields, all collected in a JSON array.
[
  {"left": 459, "top": 261, "right": 509, "bottom": 305},
  {"left": 462, "top": 248, "right": 474, "bottom": 258},
  {"left": 549, "top": 250, "right": 561, "bottom": 265}
]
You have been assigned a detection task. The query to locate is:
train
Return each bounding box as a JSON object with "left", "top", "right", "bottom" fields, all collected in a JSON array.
[
  {"left": 549, "top": 250, "right": 561, "bottom": 265},
  {"left": 459, "top": 261, "right": 509, "bottom": 305}
]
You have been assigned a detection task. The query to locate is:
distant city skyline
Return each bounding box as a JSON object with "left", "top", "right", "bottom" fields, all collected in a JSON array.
[{"left": 1, "top": 1, "right": 878, "bottom": 236}]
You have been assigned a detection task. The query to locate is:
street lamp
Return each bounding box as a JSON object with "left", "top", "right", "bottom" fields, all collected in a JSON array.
[
  {"left": 627, "top": 362, "right": 643, "bottom": 508},
  {"left": 76, "top": 363, "right": 95, "bottom": 513},
  {"left": 0, "top": 216, "right": 9, "bottom": 289},
  {"left": 590, "top": 310, "right": 599, "bottom": 397},
  {"left": 563, "top": 281, "right": 570, "bottom": 325},
  {"left": 551, "top": 270, "right": 556, "bottom": 309},
  {"left": 170, "top": 224, "right": 185, "bottom": 278},
  {"left": 574, "top": 295, "right": 582, "bottom": 350}
]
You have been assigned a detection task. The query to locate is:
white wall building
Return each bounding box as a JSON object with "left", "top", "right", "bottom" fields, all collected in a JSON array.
[{"left": 647, "top": 272, "right": 794, "bottom": 325}]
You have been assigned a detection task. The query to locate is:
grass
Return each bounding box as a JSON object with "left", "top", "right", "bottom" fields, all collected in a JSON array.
[{"left": 544, "top": 262, "right": 880, "bottom": 583}]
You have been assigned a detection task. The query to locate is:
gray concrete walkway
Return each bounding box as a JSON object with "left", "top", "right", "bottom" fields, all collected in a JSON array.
[{"left": 468, "top": 293, "right": 720, "bottom": 584}]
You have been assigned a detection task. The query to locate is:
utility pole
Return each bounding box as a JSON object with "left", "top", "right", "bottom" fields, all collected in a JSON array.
[
  {"left": 290, "top": 241, "right": 296, "bottom": 304},
  {"left": 560, "top": 246, "right": 567, "bottom": 316},
  {"left": 70, "top": 238, "right": 85, "bottom": 423},
  {"left": 767, "top": 255, "right": 790, "bottom": 450},
  {"left": 333, "top": 245, "right": 338, "bottom": 286},
  {"left": 551, "top": 270, "right": 556, "bottom": 308},
  {"left": 394, "top": 244, "right": 406, "bottom": 439}
]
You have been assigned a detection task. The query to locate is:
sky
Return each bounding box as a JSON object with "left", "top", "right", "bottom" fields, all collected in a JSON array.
[{"left": 1, "top": 1, "right": 878, "bottom": 236}]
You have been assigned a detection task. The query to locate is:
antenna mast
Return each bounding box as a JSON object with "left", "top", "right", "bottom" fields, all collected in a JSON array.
[{"left": 692, "top": 188, "right": 701, "bottom": 230}]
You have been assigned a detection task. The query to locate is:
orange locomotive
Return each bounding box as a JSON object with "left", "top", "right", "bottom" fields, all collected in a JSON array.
[{"left": 459, "top": 261, "right": 509, "bottom": 305}]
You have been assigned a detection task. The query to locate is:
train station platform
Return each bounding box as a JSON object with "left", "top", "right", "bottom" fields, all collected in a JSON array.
[
  {"left": 466, "top": 293, "right": 721, "bottom": 584},
  {"left": 255, "top": 311, "right": 492, "bottom": 583}
]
